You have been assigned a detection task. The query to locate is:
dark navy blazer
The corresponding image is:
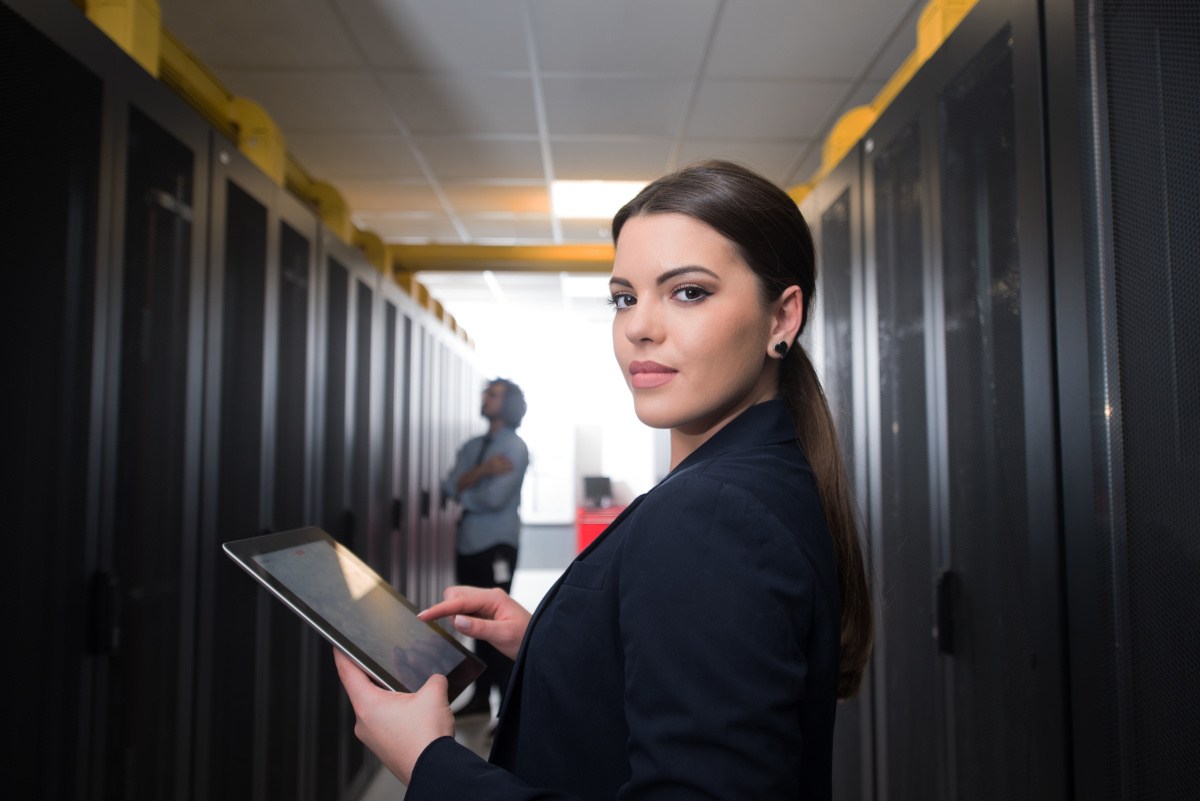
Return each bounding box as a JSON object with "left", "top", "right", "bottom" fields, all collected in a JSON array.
[{"left": 408, "top": 399, "right": 841, "bottom": 800}]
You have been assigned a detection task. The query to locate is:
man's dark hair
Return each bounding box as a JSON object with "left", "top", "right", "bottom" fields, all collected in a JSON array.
[{"left": 491, "top": 379, "right": 527, "bottom": 428}]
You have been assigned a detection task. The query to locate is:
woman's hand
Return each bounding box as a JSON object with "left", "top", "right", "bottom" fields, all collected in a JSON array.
[
  {"left": 418, "top": 586, "right": 531, "bottom": 661},
  {"left": 333, "top": 649, "right": 453, "bottom": 786}
]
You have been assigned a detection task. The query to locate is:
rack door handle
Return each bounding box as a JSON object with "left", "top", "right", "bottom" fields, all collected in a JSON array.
[{"left": 935, "top": 568, "right": 956, "bottom": 655}]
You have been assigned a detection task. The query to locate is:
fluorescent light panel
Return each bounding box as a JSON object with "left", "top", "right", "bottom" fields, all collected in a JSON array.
[{"left": 551, "top": 180, "right": 647, "bottom": 220}]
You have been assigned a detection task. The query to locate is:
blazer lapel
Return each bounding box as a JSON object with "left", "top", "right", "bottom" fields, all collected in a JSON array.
[{"left": 490, "top": 494, "right": 647, "bottom": 757}]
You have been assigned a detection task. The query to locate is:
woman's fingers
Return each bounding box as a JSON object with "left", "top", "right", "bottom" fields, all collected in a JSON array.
[
  {"left": 417, "top": 586, "right": 530, "bottom": 660},
  {"left": 332, "top": 649, "right": 454, "bottom": 786},
  {"left": 418, "top": 585, "right": 500, "bottom": 622}
]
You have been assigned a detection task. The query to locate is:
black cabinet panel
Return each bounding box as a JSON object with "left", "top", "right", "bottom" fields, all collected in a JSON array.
[
  {"left": 937, "top": 26, "right": 1038, "bottom": 801},
  {"left": 108, "top": 104, "right": 195, "bottom": 801},
  {"left": 1080, "top": 2, "right": 1200, "bottom": 797},
  {"left": 274, "top": 222, "right": 310, "bottom": 531},
  {"left": 872, "top": 119, "right": 940, "bottom": 801},
  {"left": 323, "top": 258, "right": 349, "bottom": 542},
  {"left": 3, "top": 5, "right": 101, "bottom": 797},
  {"left": 823, "top": 189, "right": 857, "bottom": 486},
  {"left": 205, "top": 178, "right": 268, "bottom": 801}
]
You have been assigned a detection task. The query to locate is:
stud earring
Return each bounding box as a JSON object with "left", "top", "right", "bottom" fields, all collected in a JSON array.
[{"left": 774, "top": 341, "right": 788, "bottom": 358}]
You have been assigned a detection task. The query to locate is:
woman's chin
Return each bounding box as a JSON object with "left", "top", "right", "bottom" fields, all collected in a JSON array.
[{"left": 631, "top": 395, "right": 690, "bottom": 431}]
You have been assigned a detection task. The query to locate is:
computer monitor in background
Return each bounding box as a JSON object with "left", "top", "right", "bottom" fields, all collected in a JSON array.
[{"left": 583, "top": 476, "right": 612, "bottom": 507}]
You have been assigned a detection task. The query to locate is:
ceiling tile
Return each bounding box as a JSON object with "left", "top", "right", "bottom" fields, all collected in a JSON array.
[
  {"left": 288, "top": 134, "right": 423, "bottom": 180},
  {"left": 336, "top": 182, "right": 442, "bottom": 212},
  {"left": 706, "top": 0, "right": 915, "bottom": 81},
  {"left": 688, "top": 79, "right": 849, "bottom": 139},
  {"left": 415, "top": 138, "right": 546, "bottom": 180},
  {"left": 377, "top": 74, "right": 537, "bottom": 135},
  {"left": 529, "top": 0, "right": 718, "bottom": 74},
  {"left": 869, "top": 0, "right": 922, "bottom": 81},
  {"left": 551, "top": 139, "right": 673, "bottom": 180},
  {"left": 441, "top": 185, "right": 551, "bottom": 214},
  {"left": 337, "top": 0, "right": 529, "bottom": 71},
  {"left": 784, "top": 144, "right": 824, "bottom": 186},
  {"left": 212, "top": 70, "right": 395, "bottom": 132},
  {"left": 357, "top": 212, "right": 462, "bottom": 242},
  {"left": 542, "top": 77, "right": 691, "bottom": 136},
  {"left": 461, "top": 216, "right": 555, "bottom": 242},
  {"left": 159, "top": 0, "right": 364, "bottom": 68},
  {"left": 560, "top": 219, "right": 616, "bottom": 243},
  {"left": 676, "top": 139, "right": 811, "bottom": 185},
  {"left": 845, "top": 79, "right": 887, "bottom": 111}
]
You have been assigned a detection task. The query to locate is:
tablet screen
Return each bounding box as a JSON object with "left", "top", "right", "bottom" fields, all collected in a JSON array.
[{"left": 224, "top": 528, "right": 482, "bottom": 697}]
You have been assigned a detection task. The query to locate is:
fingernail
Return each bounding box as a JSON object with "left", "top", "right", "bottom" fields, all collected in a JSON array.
[{"left": 454, "top": 615, "right": 471, "bottom": 632}]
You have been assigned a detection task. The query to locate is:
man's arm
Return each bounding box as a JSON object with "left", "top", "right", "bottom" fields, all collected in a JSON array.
[
  {"left": 457, "top": 438, "right": 529, "bottom": 513},
  {"left": 456, "top": 453, "right": 513, "bottom": 493}
]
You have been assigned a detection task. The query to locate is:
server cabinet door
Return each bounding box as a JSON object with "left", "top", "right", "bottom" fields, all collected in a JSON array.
[
  {"left": 265, "top": 188, "right": 321, "bottom": 801},
  {"left": 404, "top": 317, "right": 424, "bottom": 601},
  {"left": 314, "top": 235, "right": 379, "bottom": 799},
  {"left": 379, "top": 284, "right": 415, "bottom": 596},
  {"left": 194, "top": 140, "right": 273, "bottom": 801},
  {"left": 1054, "top": 1, "right": 1200, "bottom": 798},
  {"left": 3, "top": 7, "right": 103, "bottom": 797},
  {"left": 99, "top": 97, "right": 210, "bottom": 801},
  {"left": 863, "top": 88, "right": 945, "bottom": 801},
  {"left": 811, "top": 148, "right": 875, "bottom": 801},
  {"left": 929, "top": 4, "right": 1067, "bottom": 798}
]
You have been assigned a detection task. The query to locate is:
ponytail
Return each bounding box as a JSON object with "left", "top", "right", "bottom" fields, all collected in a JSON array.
[{"left": 782, "top": 345, "right": 873, "bottom": 699}]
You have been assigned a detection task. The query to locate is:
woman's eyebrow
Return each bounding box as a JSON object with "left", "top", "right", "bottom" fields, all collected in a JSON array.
[
  {"left": 656, "top": 266, "right": 718, "bottom": 285},
  {"left": 609, "top": 266, "right": 718, "bottom": 289}
]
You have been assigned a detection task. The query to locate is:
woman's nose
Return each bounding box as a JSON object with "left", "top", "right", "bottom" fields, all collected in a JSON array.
[{"left": 623, "top": 301, "right": 660, "bottom": 344}]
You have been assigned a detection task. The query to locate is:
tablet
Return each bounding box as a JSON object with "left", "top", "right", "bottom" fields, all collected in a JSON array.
[{"left": 223, "top": 527, "right": 483, "bottom": 699}]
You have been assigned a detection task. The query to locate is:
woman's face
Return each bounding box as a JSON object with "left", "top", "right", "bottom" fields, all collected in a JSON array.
[{"left": 610, "top": 213, "right": 783, "bottom": 436}]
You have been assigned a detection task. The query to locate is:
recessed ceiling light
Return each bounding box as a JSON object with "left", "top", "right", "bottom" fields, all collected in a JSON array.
[{"left": 551, "top": 180, "right": 647, "bottom": 220}]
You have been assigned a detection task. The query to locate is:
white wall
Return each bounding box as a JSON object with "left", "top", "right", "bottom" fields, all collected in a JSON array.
[{"left": 465, "top": 302, "right": 659, "bottom": 524}]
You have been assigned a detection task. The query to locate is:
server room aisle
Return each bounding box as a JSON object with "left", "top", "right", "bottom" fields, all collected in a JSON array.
[{"left": 361, "top": 524, "right": 578, "bottom": 800}]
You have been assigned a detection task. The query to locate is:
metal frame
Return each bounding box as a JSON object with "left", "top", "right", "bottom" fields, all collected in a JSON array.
[
  {"left": 861, "top": 70, "right": 949, "bottom": 801},
  {"left": 810, "top": 144, "right": 878, "bottom": 801},
  {"left": 192, "top": 133, "right": 276, "bottom": 801},
  {"left": 1041, "top": 1, "right": 1126, "bottom": 798},
  {"left": 84, "top": 52, "right": 213, "bottom": 801}
]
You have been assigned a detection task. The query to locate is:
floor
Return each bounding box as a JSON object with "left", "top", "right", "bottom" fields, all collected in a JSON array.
[{"left": 360, "top": 523, "right": 577, "bottom": 800}]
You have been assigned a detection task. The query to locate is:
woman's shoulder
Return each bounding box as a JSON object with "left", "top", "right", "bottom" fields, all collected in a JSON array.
[
  {"left": 653, "top": 441, "right": 821, "bottom": 525},
  {"left": 623, "top": 443, "right": 835, "bottom": 581}
]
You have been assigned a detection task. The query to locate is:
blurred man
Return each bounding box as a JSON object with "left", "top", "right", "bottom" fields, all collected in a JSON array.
[{"left": 441, "top": 378, "right": 529, "bottom": 718}]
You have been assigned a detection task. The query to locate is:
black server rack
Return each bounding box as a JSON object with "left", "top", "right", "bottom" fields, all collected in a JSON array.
[
  {"left": 3, "top": 3, "right": 482, "bottom": 800},
  {"left": 1047, "top": 1, "right": 1200, "bottom": 799},
  {"left": 806, "top": 1, "right": 1073, "bottom": 799},
  {"left": 4, "top": 5, "right": 102, "bottom": 799}
]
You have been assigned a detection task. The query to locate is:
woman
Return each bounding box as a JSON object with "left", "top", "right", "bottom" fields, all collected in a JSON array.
[{"left": 334, "top": 160, "right": 873, "bottom": 800}]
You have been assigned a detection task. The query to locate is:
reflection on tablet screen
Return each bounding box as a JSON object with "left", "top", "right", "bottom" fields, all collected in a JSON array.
[{"left": 252, "top": 540, "right": 465, "bottom": 690}]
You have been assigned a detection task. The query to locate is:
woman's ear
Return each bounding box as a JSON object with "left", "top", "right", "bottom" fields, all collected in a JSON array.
[{"left": 767, "top": 286, "right": 804, "bottom": 358}]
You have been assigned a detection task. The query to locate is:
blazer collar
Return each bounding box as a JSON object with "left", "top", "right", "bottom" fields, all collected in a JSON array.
[{"left": 663, "top": 398, "right": 798, "bottom": 482}]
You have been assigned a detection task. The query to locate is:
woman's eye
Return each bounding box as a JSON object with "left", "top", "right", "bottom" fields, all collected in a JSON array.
[
  {"left": 672, "top": 286, "right": 711, "bottom": 302},
  {"left": 608, "top": 293, "right": 636, "bottom": 310}
]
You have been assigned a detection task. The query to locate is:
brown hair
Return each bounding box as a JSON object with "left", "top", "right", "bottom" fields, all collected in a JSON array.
[{"left": 612, "top": 160, "right": 872, "bottom": 699}]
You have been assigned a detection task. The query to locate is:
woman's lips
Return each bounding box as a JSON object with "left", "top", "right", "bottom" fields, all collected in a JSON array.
[{"left": 629, "top": 360, "right": 678, "bottom": 389}]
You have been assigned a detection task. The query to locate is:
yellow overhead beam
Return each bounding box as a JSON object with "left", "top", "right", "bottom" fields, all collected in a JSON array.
[
  {"left": 788, "top": 0, "right": 980, "bottom": 204},
  {"left": 390, "top": 244, "right": 615, "bottom": 274},
  {"left": 84, "top": 0, "right": 161, "bottom": 76},
  {"left": 158, "top": 29, "right": 237, "bottom": 141}
]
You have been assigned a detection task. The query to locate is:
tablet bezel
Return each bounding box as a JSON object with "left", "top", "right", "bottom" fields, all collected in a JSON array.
[{"left": 223, "top": 527, "right": 483, "bottom": 699}]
